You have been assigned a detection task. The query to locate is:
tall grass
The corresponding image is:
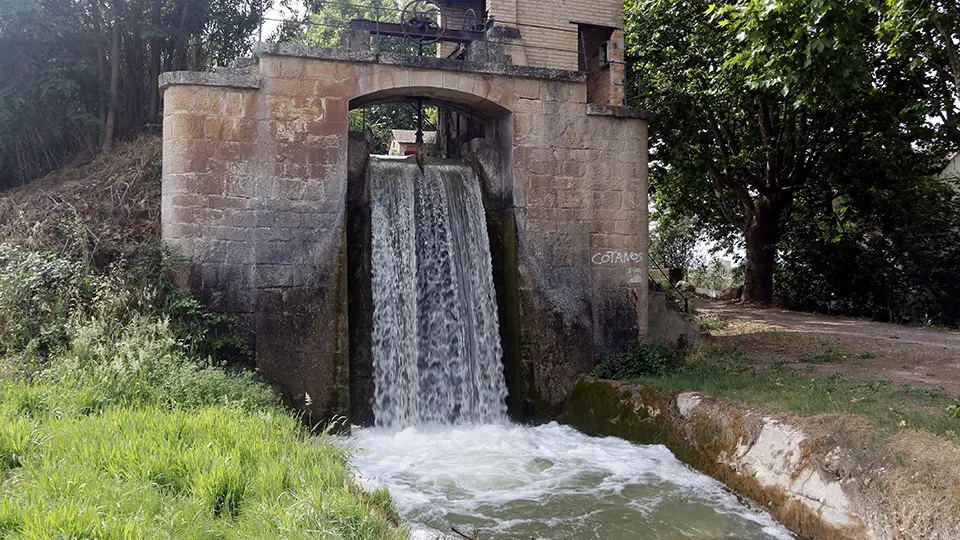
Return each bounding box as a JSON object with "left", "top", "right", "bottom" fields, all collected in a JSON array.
[{"left": 0, "top": 244, "right": 402, "bottom": 538}]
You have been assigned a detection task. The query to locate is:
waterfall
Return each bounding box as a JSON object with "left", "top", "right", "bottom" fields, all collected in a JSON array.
[{"left": 369, "top": 157, "right": 508, "bottom": 428}]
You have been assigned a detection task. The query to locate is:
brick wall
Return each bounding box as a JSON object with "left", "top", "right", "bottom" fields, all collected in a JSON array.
[{"left": 509, "top": 0, "right": 624, "bottom": 71}]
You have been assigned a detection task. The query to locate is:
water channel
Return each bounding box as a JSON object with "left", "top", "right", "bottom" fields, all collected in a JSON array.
[{"left": 356, "top": 157, "right": 792, "bottom": 538}]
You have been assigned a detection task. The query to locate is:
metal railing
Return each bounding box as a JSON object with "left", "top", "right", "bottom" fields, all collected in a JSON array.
[
  {"left": 256, "top": 0, "right": 581, "bottom": 59},
  {"left": 646, "top": 251, "right": 690, "bottom": 313}
]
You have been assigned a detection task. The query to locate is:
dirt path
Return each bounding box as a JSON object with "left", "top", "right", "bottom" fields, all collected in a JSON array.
[{"left": 696, "top": 300, "right": 960, "bottom": 395}]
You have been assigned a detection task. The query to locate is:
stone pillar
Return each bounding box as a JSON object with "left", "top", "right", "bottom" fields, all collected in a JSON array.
[{"left": 340, "top": 29, "right": 371, "bottom": 52}]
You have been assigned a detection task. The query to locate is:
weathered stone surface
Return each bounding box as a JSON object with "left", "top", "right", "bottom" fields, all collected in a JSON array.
[
  {"left": 161, "top": 46, "right": 651, "bottom": 424},
  {"left": 560, "top": 378, "right": 879, "bottom": 540}
]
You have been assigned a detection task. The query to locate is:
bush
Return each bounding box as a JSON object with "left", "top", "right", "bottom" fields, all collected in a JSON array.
[
  {"left": 776, "top": 177, "right": 960, "bottom": 327},
  {"left": 593, "top": 343, "right": 683, "bottom": 379},
  {"left": 0, "top": 243, "right": 249, "bottom": 368}
]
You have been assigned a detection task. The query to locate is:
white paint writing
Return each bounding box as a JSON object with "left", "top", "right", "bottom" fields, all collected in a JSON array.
[{"left": 591, "top": 251, "right": 644, "bottom": 265}]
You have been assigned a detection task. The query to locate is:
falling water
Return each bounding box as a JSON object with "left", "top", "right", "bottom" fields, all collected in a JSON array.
[
  {"left": 370, "top": 157, "right": 507, "bottom": 428},
  {"left": 362, "top": 156, "right": 793, "bottom": 538}
]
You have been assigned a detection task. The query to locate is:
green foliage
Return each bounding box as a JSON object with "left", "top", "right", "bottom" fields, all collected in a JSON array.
[
  {"left": 689, "top": 259, "right": 740, "bottom": 291},
  {"left": 0, "top": 0, "right": 268, "bottom": 187},
  {"left": 626, "top": 0, "right": 944, "bottom": 303},
  {"left": 593, "top": 343, "right": 683, "bottom": 379},
  {"left": 649, "top": 214, "right": 701, "bottom": 270},
  {"left": 0, "top": 243, "right": 250, "bottom": 366},
  {"left": 878, "top": 0, "right": 959, "bottom": 146},
  {"left": 775, "top": 177, "right": 960, "bottom": 326}
]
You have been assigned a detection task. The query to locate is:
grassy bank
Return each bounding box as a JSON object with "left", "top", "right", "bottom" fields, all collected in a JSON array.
[
  {"left": 595, "top": 343, "right": 960, "bottom": 438},
  {"left": 0, "top": 243, "right": 400, "bottom": 538}
]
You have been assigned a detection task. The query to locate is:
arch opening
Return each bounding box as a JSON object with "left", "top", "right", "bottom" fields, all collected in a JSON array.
[{"left": 344, "top": 86, "right": 521, "bottom": 426}]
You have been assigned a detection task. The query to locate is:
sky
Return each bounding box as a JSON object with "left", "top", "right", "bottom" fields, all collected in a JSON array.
[{"left": 261, "top": 1, "right": 306, "bottom": 39}]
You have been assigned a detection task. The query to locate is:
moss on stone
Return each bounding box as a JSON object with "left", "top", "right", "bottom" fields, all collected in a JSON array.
[{"left": 559, "top": 377, "right": 872, "bottom": 540}]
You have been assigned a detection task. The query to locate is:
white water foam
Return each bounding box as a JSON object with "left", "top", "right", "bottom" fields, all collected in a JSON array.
[
  {"left": 370, "top": 158, "right": 507, "bottom": 428},
  {"left": 364, "top": 157, "right": 792, "bottom": 538},
  {"left": 350, "top": 422, "right": 794, "bottom": 539}
]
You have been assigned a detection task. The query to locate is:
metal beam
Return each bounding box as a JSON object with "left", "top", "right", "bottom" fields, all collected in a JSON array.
[{"left": 349, "top": 19, "right": 486, "bottom": 44}]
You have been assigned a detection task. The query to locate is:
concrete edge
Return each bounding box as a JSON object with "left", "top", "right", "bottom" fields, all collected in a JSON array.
[
  {"left": 252, "top": 42, "right": 587, "bottom": 83},
  {"left": 159, "top": 71, "right": 260, "bottom": 91},
  {"left": 558, "top": 378, "right": 882, "bottom": 540},
  {"left": 586, "top": 103, "right": 655, "bottom": 122}
]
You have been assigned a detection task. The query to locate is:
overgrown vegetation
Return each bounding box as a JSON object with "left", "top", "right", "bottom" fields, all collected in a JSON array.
[
  {"left": 593, "top": 343, "right": 683, "bottom": 379},
  {"left": 0, "top": 150, "right": 400, "bottom": 539},
  {"left": 596, "top": 342, "right": 960, "bottom": 437}
]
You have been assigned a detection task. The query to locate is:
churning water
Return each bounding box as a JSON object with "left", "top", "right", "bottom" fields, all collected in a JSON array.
[
  {"left": 350, "top": 423, "right": 793, "bottom": 539},
  {"left": 362, "top": 157, "right": 792, "bottom": 538}
]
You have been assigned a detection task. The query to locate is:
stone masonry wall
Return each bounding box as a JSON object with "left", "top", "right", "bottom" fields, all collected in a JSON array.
[
  {"left": 510, "top": 0, "right": 623, "bottom": 71},
  {"left": 160, "top": 44, "right": 649, "bottom": 422}
]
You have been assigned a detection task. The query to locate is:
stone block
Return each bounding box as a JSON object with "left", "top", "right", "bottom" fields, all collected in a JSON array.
[
  {"left": 280, "top": 58, "right": 305, "bottom": 79},
  {"left": 224, "top": 92, "right": 245, "bottom": 116},
  {"left": 166, "top": 114, "right": 205, "bottom": 141},
  {"left": 424, "top": 70, "right": 444, "bottom": 89},
  {"left": 204, "top": 225, "right": 249, "bottom": 242},
  {"left": 203, "top": 117, "right": 225, "bottom": 139},
  {"left": 441, "top": 71, "right": 461, "bottom": 91},
  {"left": 255, "top": 264, "right": 294, "bottom": 288},
  {"left": 196, "top": 91, "right": 224, "bottom": 115},
  {"left": 304, "top": 60, "right": 337, "bottom": 80},
  {"left": 515, "top": 78, "right": 541, "bottom": 99},
  {"left": 163, "top": 88, "right": 196, "bottom": 113},
  {"left": 227, "top": 118, "right": 259, "bottom": 142}
]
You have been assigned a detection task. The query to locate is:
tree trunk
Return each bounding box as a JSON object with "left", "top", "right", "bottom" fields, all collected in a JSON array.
[
  {"left": 148, "top": 0, "right": 161, "bottom": 122},
  {"left": 103, "top": 0, "right": 122, "bottom": 151},
  {"left": 172, "top": 0, "right": 191, "bottom": 71},
  {"left": 92, "top": 0, "right": 107, "bottom": 147},
  {"left": 742, "top": 198, "right": 783, "bottom": 304}
]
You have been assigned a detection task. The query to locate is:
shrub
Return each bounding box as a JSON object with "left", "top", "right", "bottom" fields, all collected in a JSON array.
[
  {"left": 0, "top": 243, "right": 249, "bottom": 368},
  {"left": 593, "top": 343, "right": 683, "bottom": 379}
]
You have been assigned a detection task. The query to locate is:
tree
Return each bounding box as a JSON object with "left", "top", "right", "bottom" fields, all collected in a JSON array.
[
  {"left": 649, "top": 213, "right": 700, "bottom": 275},
  {"left": 626, "top": 0, "right": 934, "bottom": 303},
  {"left": 0, "top": 0, "right": 268, "bottom": 188},
  {"left": 103, "top": 0, "right": 123, "bottom": 151},
  {"left": 879, "top": 0, "right": 959, "bottom": 146}
]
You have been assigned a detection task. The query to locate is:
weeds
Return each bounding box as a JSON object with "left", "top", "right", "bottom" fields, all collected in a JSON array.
[
  {"left": 698, "top": 315, "right": 728, "bottom": 331},
  {"left": 595, "top": 343, "right": 960, "bottom": 437},
  {"left": 0, "top": 244, "right": 402, "bottom": 538},
  {"left": 593, "top": 343, "right": 683, "bottom": 379}
]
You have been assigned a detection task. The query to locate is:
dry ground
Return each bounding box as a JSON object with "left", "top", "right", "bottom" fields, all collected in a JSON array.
[
  {"left": 684, "top": 301, "right": 960, "bottom": 538},
  {"left": 697, "top": 300, "right": 960, "bottom": 396}
]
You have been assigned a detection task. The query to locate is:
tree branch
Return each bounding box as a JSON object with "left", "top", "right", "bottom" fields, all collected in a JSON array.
[{"left": 933, "top": 15, "right": 960, "bottom": 92}]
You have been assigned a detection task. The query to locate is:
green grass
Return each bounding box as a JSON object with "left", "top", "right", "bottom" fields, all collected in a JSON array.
[
  {"left": 628, "top": 347, "right": 960, "bottom": 437},
  {"left": 697, "top": 315, "right": 728, "bottom": 331},
  {"left": 0, "top": 380, "right": 402, "bottom": 539},
  {"left": 799, "top": 345, "right": 848, "bottom": 364},
  {"left": 0, "top": 244, "right": 402, "bottom": 539}
]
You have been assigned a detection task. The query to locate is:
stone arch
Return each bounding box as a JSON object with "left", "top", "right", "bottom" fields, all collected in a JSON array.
[
  {"left": 349, "top": 65, "right": 519, "bottom": 115},
  {"left": 344, "top": 72, "right": 520, "bottom": 426}
]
